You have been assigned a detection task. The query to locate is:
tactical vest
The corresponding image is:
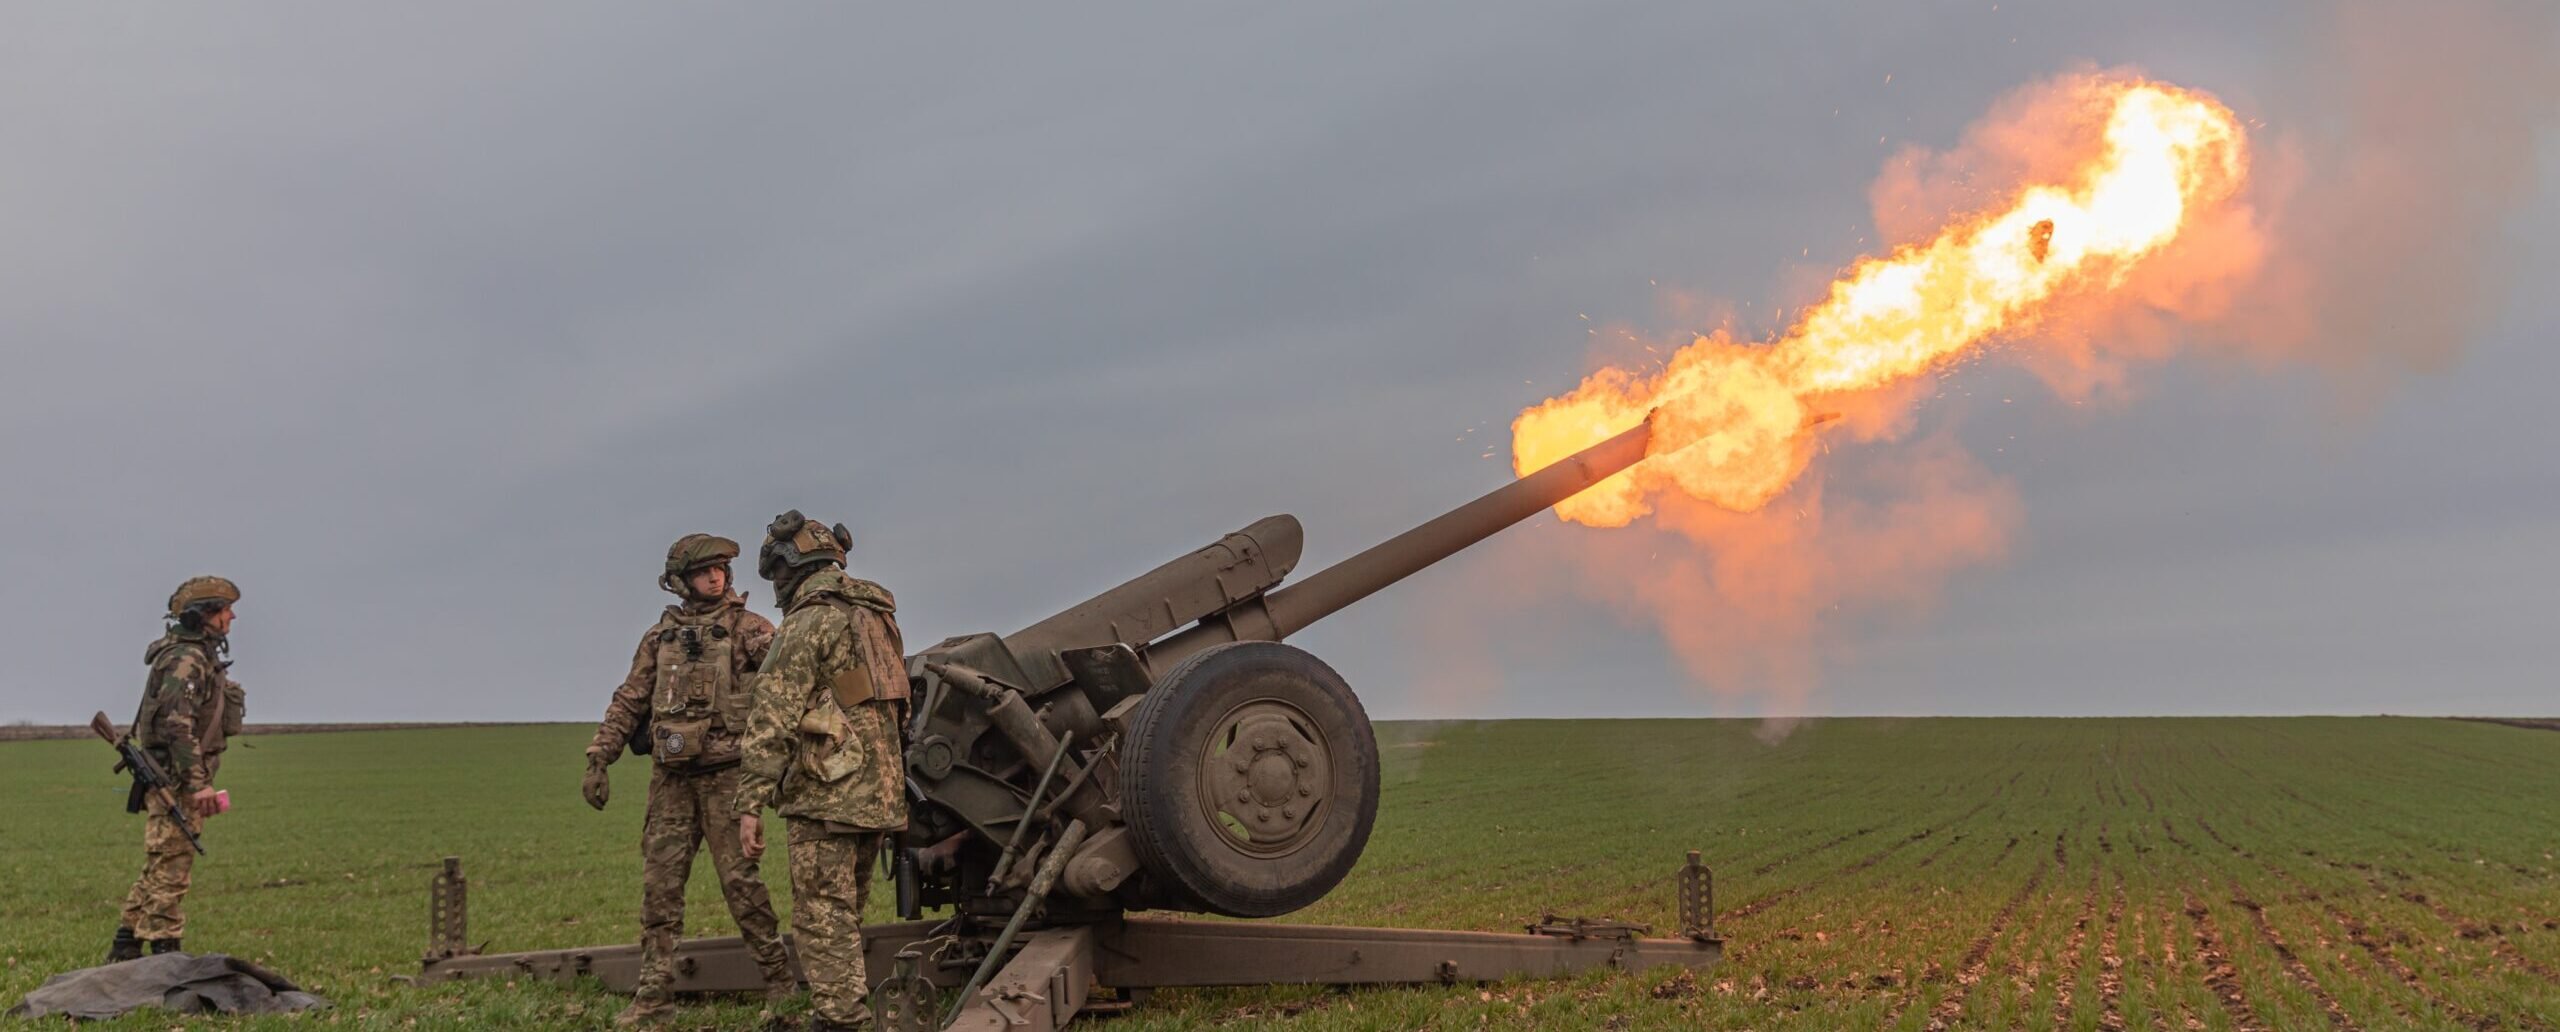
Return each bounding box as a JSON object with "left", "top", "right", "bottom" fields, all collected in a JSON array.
[
  {"left": 645, "top": 607, "right": 750, "bottom": 769},
  {"left": 133, "top": 635, "right": 232, "bottom": 772},
  {"left": 814, "top": 596, "right": 911, "bottom": 712}
]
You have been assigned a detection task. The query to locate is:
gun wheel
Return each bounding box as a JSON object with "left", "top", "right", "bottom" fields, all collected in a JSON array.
[{"left": 1120, "top": 641, "right": 1379, "bottom": 917}]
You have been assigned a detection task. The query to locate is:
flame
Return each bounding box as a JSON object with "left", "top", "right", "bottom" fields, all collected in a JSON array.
[{"left": 1513, "top": 78, "right": 2249, "bottom": 525}]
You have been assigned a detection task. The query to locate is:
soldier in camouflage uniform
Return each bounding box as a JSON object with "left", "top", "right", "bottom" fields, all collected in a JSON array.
[
  {"left": 736, "top": 511, "right": 909, "bottom": 1032},
  {"left": 107, "top": 576, "right": 247, "bottom": 963},
  {"left": 585, "top": 534, "right": 798, "bottom": 1028}
]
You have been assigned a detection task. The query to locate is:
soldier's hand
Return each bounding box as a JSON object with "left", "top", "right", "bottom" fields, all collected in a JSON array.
[
  {"left": 581, "top": 760, "right": 611, "bottom": 810},
  {"left": 190, "top": 788, "right": 221, "bottom": 819},
  {"left": 739, "top": 814, "right": 765, "bottom": 861}
]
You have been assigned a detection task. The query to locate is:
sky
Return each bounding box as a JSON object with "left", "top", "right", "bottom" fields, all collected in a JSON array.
[{"left": 3, "top": 2, "right": 2553, "bottom": 725}]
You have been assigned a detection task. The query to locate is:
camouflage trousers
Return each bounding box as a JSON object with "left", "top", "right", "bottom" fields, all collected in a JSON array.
[
  {"left": 785, "top": 820, "right": 881, "bottom": 1027},
  {"left": 119, "top": 793, "right": 195, "bottom": 941},
  {"left": 635, "top": 764, "right": 793, "bottom": 1004}
]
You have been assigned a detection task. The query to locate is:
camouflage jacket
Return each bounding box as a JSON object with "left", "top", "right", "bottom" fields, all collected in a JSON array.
[
  {"left": 734, "top": 567, "right": 909, "bottom": 830},
  {"left": 133, "top": 628, "right": 243, "bottom": 791},
  {"left": 588, "top": 593, "right": 775, "bottom": 765}
]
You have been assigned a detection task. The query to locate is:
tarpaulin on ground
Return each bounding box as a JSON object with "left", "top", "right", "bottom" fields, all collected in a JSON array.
[{"left": 7, "top": 952, "right": 330, "bottom": 1020}]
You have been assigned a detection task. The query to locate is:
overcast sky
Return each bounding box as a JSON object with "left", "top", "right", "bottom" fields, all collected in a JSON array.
[{"left": 4, "top": 2, "right": 2553, "bottom": 725}]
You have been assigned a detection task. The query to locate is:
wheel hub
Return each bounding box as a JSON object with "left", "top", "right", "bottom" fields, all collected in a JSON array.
[{"left": 1199, "top": 701, "right": 1332, "bottom": 856}]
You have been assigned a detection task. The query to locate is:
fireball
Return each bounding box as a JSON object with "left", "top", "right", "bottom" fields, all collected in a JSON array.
[{"left": 1514, "top": 78, "right": 2250, "bottom": 526}]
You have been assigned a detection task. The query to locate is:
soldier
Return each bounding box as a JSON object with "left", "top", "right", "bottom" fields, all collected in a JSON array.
[
  {"left": 735, "top": 511, "right": 909, "bottom": 1032},
  {"left": 584, "top": 534, "right": 799, "bottom": 1028},
  {"left": 107, "top": 576, "right": 246, "bottom": 962}
]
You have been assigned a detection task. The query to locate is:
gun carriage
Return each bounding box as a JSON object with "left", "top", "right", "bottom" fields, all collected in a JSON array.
[{"left": 421, "top": 417, "right": 1720, "bottom": 1030}]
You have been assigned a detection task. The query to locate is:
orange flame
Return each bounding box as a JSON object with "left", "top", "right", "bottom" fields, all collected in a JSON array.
[{"left": 1513, "top": 78, "right": 2249, "bottom": 525}]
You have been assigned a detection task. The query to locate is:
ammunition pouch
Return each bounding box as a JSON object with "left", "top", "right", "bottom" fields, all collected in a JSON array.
[
  {"left": 796, "top": 702, "right": 862, "bottom": 784},
  {"left": 645, "top": 717, "right": 716, "bottom": 768},
  {"left": 221, "top": 682, "right": 245, "bottom": 738}
]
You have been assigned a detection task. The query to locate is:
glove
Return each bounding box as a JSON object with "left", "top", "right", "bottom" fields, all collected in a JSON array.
[{"left": 582, "top": 760, "right": 611, "bottom": 810}]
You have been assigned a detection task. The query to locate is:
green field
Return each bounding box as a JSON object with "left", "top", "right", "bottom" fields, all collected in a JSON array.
[{"left": 5, "top": 718, "right": 2558, "bottom": 1030}]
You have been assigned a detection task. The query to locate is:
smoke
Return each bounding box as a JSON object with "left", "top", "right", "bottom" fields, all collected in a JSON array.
[
  {"left": 1483, "top": 0, "right": 2554, "bottom": 725},
  {"left": 2210, "top": 0, "right": 2559, "bottom": 399},
  {"left": 1587, "top": 433, "right": 2021, "bottom": 720}
]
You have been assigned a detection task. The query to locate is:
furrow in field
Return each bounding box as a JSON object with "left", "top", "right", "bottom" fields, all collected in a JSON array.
[
  {"left": 1920, "top": 856, "right": 2050, "bottom": 1031},
  {"left": 2396, "top": 887, "right": 2560, "bottom": 985},
  {"left": 1914, "top": 793, "right": 2007, "bottom": 870},
  {"left": 2184, "top": 892, "right": 2272, "bottom": 1032},
  {"left": 1750, "top": 826, "right": 1876, "bottom": 877},
  {"left": 2130, "top": 764, "right": 2157, "bottom": 813},
  {"left": 1719, "top": 824, "right": 1940, "bottom": 924},
  {"left": 2147, "top": 904, "right": 2187, "bottom": 1032},
  {"left": 2050, "top": 867, "right": 2100, "bottom": 1030},
  {"left": 2227, "top": 884, "right": 2360, "bottom": 1030},
  {"left": 2240, "top": 841, "right": 2556, "bottom": 1031},
  {"left": 2323, "top": 901, "right": 2525, "bottom": 1032},
  {"left": 1718, "top": 778, "right": 2015, "bottom": 925},
  {"left": 2157, "top": 817, "right": 2196, "bottom": 855},
  {"left": 2192, "top": 817, "right": 2247, "bottom": 857},
  {"left": 2096, "top": 876, "right": 2129, "bottom": 1032}
]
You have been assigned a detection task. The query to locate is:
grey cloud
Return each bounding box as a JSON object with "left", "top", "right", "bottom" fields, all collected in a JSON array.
[{"left": 2, "top": 2, "right": 2552, "bottom": 724}]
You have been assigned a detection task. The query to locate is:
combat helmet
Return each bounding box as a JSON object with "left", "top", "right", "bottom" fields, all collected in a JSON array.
[
  {"left": 660, "top": 533, "right": 741, "bottom": 595},
  {"left": 166, "top": 575, "right": 240, "bottom": 628},
  {"left": 757, "top": 509, "right": 850, "bottom": 584}
]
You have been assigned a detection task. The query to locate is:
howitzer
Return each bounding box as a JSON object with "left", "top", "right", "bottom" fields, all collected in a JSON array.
[
  {"left": 897, "top": 415, "right": 1657, "bottom": 920},
  {"left": 92, "top": 711, "right": 204, "bottom": 855},
  {"left": 422, "top": 415, "right": 1718, "bottom": 1029}
]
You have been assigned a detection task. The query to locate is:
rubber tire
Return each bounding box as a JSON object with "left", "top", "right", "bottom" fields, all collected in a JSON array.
[{"left": 1118, "top": 641, "right": 1380, "bottom": 918}]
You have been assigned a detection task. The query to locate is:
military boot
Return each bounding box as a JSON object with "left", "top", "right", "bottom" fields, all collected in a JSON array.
[
  {"left": 613, "top": 995, "right": 676, "bottom": 1028},
  {"left": 805, "top": 1017, "right": 867, "bottom": 1032},
  {"left": 105, "top": 927, "right": 142, "bottom": 964},
  {"left": 148, "top": 938, "right": 182, "bottom": 955}
]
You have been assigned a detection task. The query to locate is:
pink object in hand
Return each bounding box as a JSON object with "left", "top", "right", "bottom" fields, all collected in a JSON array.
[{"left": 212, "top": 790, "right": 231, "bottom": 814}]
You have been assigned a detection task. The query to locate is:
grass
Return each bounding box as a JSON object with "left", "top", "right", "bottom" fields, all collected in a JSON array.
[{"left": 4, "top": 718, "right": 2558, "bottom": 1029}]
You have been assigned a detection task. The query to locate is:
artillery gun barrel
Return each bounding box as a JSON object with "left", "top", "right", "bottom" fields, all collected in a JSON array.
[{"left": 1146, "top": 415, "right": 1653, "bottom": 668}]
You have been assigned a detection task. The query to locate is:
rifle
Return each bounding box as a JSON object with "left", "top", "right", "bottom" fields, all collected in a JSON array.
[{"left": 91, "top": 711, "right": 205, "bottom": 855}]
